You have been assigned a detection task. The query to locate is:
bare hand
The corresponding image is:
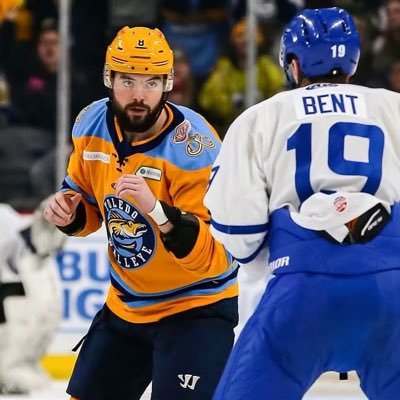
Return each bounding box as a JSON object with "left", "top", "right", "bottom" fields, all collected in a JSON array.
[
  {"left": 115, "top": 175, "right": 156, "bottom": 214},
  {"left": 42, "top": 192, "right": 82, "bottom": 226}
]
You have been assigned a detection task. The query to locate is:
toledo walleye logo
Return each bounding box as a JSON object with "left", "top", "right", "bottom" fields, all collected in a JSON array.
[{"left": 104, "top": 195, "right": 156, "bottom": 269}]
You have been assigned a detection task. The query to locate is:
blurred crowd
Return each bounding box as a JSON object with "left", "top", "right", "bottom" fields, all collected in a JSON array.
[{"left": 0, "top": 0, "right": 398, "bottom": 211}]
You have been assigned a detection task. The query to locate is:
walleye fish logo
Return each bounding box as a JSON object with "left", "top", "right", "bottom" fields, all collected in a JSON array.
[
  {"left": 104, "top": 196, "right": 155, "bottom": 269},
  {"left": 108, "top": 211, "right": 148, "bottom": 250}
]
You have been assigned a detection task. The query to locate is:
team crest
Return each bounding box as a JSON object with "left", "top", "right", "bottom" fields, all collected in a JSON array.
[
  {"left": 104, "top": 196, "right": 155, "bottom": 269},
  {"left": 186, "top": 133, "right": 215, "bottom": 156}
]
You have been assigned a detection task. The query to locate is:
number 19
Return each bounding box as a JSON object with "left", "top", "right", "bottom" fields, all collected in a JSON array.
[
  {"left": 287, "top": 122, "right": 384, "bottom": 203},
  {"left": 331, "top": 44, "right": 346, "bottom": 58}
]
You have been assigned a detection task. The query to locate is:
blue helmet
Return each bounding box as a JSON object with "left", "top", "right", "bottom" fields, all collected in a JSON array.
[{"left": 280, "top": 7, "right": 360, "bottom": 81}]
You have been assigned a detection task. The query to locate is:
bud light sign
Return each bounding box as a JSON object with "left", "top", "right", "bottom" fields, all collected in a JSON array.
[{"left": 55, "top": 228, "right": 109, "bottom": 339}]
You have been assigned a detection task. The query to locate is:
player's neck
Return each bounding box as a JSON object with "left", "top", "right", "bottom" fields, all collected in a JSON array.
[{"left": 300, "top": 76, "right": 350, "bottom": 87}]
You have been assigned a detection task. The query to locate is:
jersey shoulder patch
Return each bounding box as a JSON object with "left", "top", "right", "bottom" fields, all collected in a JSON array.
[
  {"left": 72, "top": 98, "right": 110, "bottom": 140},
  {"left": 152, "top": 103, "right": 221, "bottom": 171}
]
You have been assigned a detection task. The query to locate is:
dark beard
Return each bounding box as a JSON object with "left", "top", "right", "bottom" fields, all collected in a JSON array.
[{"left": 112, "top": 98, "right": 164, "bottom": 133}]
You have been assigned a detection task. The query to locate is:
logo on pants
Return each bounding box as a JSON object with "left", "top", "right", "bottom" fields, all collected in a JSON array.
[{"left": 178, "top": 374, "right": 200, "bottom": 390}]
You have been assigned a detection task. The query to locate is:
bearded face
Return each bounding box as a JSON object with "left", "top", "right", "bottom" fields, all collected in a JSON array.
[{"left": 111, "top": 94, "right": 165, "bottom": 133}]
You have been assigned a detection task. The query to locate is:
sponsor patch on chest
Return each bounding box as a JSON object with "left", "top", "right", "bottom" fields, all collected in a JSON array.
[
  {"left": 136, "top": 166, "right": 162, "bottom": 181},
  {"left": 83, "top": 150, "right": 110, "bottom": 164}
]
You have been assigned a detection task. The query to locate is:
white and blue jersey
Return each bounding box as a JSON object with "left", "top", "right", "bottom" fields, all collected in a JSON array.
[
  {"left": 205, "top": 83, "right": 400, "bottom": 275},
  {"left": 206, "top": 83, "right": 400, "bottom": 400}
]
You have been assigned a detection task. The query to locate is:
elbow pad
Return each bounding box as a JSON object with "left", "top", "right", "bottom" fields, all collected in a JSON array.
[{"left": 159, "top": 201, "right": 200, "bottom": 259}]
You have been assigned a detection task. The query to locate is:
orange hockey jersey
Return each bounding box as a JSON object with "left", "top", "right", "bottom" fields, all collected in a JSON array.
[{"left": 62, "top": 99, "right": 238, "bottom": 323}]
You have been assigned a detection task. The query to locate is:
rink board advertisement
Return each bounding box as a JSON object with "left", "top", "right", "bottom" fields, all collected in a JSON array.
[{"left": 48, "top": 227, "right": 110, "bottom": 354}]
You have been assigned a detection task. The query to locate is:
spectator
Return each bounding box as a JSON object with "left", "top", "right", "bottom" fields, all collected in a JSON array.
[
  {"left": 0, "top": 73, "right": 10, "bottom": 124},
  {"left": 3, "top": 18, "right": 93, "bottom": 207},
  {"left": 0, "top": 0, "right": 32, "bottom": 108},
  {"left": 160, "top": 0, "right": 232, "bottom": 99},
  {"left": 168, "top": 48, "right": 195, "bottom": 108},
  {"left": 199, "top": 18, "right": 284, "bottom": 138},
  {"left": 351, "top": 13, "right": 378, "bottom": 86},
  {"left": 372, "top": 0, "right": 400, "bottom": 87},
  {"left": 11, "top": 18, "right": 92, "bottom": 133},
  {"left": 0, "top": 73, "right": 20, "bottom": 127},
  {"left": 387, "top": 59, "right": 400, "bottom": 92}
]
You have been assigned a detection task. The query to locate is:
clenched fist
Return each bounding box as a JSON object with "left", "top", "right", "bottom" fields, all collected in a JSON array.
[{"left": 115, "top": 174, "right": 156, "bottom": 214}]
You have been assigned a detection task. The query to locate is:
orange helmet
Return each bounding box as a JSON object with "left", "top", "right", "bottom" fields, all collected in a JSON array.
[
  {"left": 0, "top": 0, "right": 23, "bottom": 23},
  {"left": 104, "top": 26, "right": 174, "bottom": 92}
]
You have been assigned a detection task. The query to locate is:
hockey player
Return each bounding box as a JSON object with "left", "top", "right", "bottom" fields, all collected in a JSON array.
[
  {"left": 205, "top": 7, "right": 400, "bottom": 400},
  {"left": 43, "top": 27, "right": 238, "bottom": 400},
  {"left": 0, "top": 197, "right": 65, "bottom": 394}
]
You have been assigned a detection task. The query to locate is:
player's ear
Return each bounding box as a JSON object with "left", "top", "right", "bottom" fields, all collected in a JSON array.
[
  {"left": 284, "top": 58, "right": 300, "bottom": 89},
  {"left": 290, "top": 59, "right": 300, "bottom": 85}
]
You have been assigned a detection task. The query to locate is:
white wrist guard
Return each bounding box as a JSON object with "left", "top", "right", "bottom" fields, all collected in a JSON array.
[{"left": 148, "top": 200, "right": 169, "bottom": 226}]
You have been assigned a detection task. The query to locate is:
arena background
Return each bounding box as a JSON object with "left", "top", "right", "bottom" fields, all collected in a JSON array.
[{"left": 2, "top": 0, "right": 390, "bottom": 397}]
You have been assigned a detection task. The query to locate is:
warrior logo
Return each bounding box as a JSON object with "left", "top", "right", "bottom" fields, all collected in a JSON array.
[{"left": 104, "top": 195, "right": 155, "bottom": 269}]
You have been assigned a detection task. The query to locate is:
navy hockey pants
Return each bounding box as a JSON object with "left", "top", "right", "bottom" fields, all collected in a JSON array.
[{"left": 68, "top": 297, "right": 238, "bottom": 400}]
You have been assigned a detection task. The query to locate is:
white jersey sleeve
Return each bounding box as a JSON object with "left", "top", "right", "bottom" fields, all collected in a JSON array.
[{"left": 204, "top": 106, "right": 270, "bottom": 265}]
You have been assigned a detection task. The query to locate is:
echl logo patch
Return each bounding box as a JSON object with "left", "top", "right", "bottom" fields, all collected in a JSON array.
[
  {"left": 334, "top": 196, "right": 347, "bottom": 213},
  {"left": 104, "top": 195, "right": 155, "bottom": 269}
]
